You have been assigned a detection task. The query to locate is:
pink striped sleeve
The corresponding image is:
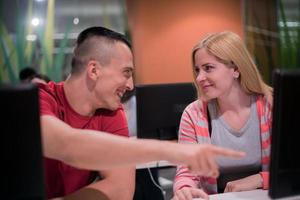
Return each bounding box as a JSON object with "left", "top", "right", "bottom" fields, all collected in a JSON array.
[
  {"left": 260, "top": 172, "right": 269, "bottom": 189},
  {"left": 174, "top": 102, "right": 203, "bottom": 191},
  {"left": 258, "top": 95, "right": 272, "bottom": 190}
]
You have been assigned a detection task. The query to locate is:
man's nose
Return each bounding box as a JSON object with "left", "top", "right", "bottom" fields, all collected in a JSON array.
[{"left": 126, "top": 77, "right": 134, "bottom": 91}]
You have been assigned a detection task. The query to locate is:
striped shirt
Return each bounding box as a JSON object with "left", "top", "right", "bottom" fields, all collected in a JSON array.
[{"left": 173, "top": 95, "right": 272, "bottom": 194}]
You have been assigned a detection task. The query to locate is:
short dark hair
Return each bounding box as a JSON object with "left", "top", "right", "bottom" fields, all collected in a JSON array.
[
  {"left": 19, "top": 67, "right": 37, "bottom": 81},
  {"left": 71, "top": 27, "right": 131, "bottom": 74},
  {"left": 76, "top": 26, "right": 131, "bottom": 48}
]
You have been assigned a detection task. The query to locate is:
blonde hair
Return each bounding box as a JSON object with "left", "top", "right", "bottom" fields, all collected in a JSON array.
[{"left": 192, "top": 31, "right": 272, "bottom": 101}]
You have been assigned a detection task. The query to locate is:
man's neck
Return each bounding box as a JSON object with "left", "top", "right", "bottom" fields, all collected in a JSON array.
[{"left": 63, "top": 75, "right": 96, "bottom": 117}]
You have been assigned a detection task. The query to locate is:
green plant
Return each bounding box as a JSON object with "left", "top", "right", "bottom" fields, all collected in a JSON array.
[
  {"left": 278, "top": 0, "right": 300, "bottom": 69},
  {"left": 0, "top": 0, "right": 71, "bottom": 84}
]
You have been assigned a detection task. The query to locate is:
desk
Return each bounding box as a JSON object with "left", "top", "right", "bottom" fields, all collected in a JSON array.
[
  {"left": 136, "top": 160, "right": 175, "bottom": 169},
  {"left": 193, "top": 190, "right": 300, "bottom": 200}
]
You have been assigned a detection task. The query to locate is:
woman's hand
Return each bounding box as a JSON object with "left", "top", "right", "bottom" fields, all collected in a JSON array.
[
  {"left": 224, "top": 173, "right": 263, "bottom": 193},
  {"left": 172, "top": 187, "right": 209, "bottom": 200}
]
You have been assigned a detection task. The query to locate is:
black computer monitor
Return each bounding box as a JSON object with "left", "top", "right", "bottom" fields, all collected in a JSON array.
[
  {"left": 269, "top": 69, "right": 300, "bottom": 198},
  {"left": 1, "top": 84, "right": 45, "bottom": 199},
  {"left": 136, "top": 82, "right": 197, "bottom": 140}
]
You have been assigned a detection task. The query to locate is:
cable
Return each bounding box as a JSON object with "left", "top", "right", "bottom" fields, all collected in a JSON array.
[{"left": 147, "top": 166, "right": 166, "bottom": 200}]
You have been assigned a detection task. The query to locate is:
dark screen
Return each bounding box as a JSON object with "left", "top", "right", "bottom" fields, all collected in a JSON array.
[
  {"left": 1, "top": 84, "right": 45, "bottom": 199},
  {"left": 136, "top": 83, "right": 197, "bottom": 140},
  {"left": 269, "top": 69, "right": 300, "bottom": 198}
]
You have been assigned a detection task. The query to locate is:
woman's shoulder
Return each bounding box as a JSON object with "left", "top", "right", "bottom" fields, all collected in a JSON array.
[
  {"left": 256, "top": 93, "right": 273, "bottom": 107},
  {"left": 255, "top": 94, "right": 273, "bottom": 117},
  {"left": 183, "top": 99, "right": 207, "bottom": 115}
]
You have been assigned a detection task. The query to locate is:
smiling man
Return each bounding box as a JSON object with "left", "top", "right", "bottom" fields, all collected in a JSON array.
[{"left": 39, "top": 27, "right": 135, "bottom": 200}]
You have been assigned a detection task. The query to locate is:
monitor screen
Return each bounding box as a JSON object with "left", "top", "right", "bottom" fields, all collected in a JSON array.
[
  {"left": 1, "top": 84, "right": 45, "bottom": 199},
  {"left": 136, "top": 82, "right": 197, "bottom": 140},
  {"left": 269, "top": 69, "right": 300, "bottom": 198}
]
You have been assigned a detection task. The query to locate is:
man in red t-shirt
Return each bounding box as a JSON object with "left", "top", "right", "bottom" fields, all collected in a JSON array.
[{"left": 39, "top": 27, "right": 135, "bottom": 199}]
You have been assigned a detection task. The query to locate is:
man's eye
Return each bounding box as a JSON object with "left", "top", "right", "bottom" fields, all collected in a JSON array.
[{"left": 124, "top": 70, "right": 132, "bottom": 78}]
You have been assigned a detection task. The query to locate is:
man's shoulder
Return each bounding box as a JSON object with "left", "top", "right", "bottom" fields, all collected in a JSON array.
[
  {"left": 38, "top": 82, "right": 66, "bottom": 117},
  {"left": 38, "top": 81, "right": 64, "bottom": 101},
  {"left": 38, "top": 81, "right": 63, "bottom": 93}
]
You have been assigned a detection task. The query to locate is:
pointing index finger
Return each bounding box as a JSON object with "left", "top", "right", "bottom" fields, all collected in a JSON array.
[{"left": 211, "top": 146, "right": 246, "bottom": 158}]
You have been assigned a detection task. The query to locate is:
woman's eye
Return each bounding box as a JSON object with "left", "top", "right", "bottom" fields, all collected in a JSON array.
[{"left": 204, "top": 65, "right": 213, "bottom": 72}]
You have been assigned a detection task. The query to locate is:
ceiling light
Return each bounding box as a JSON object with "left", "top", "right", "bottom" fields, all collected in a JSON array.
[
  {"left": 73, "top": 17, "right": 79, "bottom": 25},
  {"left": 31, "top": 18, "right": 40, "bottom": 26}
]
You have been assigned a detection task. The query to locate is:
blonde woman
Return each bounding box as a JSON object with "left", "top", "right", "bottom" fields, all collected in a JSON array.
[{"left": 172, "top": 31, "right": 272, "bottom": 200}]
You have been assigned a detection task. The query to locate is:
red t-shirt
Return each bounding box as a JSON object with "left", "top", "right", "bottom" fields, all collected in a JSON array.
[{"left": 39, "top": 82, "right": 129, "bottom": 198}]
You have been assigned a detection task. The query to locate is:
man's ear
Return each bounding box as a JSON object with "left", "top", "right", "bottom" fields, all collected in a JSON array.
[{"left": 87, "top": 60, "right": 100, "bottom": 81}]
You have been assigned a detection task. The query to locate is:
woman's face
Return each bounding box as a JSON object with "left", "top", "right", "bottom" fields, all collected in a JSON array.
[{"left": 194, "top": 48, "right": 238, "bottom": 100}]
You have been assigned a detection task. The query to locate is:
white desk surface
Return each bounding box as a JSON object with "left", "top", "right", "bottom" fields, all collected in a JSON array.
[
  {"left": 193, "top": 190, "right": 300, "bottom": 200},
  {"left": 136, "top": 160, "right": 175, "bottom": 169}
]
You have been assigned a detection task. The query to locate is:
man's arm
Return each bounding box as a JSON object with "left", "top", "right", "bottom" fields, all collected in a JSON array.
[
  {"left": 87, "top": 168, "right": 135, "bottom": 200},
  {"left": 41, "top": 115, "right": 245, "bottom": 174}
]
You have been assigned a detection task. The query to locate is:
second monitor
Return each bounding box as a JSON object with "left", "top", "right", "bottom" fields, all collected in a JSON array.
[
  {"left": 269, "top": 69, "right": 300, "bottom": 198},
  {"left": 136, "top": 82, "right": 197, "bottom": 140}
]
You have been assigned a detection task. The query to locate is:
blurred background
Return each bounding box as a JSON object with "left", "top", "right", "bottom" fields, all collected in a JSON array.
[
  {"left": 0, "top": 0, "right": 299, "bottom": 84},
  {"left": 0, "top": 1, "right": 299, "bottom": 199}
]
